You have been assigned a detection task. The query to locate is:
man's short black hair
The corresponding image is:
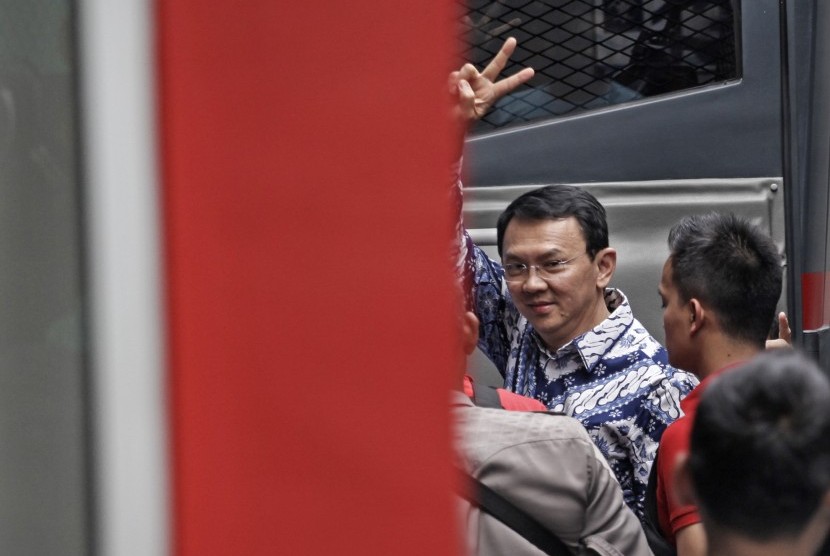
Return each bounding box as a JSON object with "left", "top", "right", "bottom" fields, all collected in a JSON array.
[
  {"left": 496, "top": 185, "right": 609, "bottom": 258},
  {"left": 689, "top": 350, "right": 830, "bottom": 541},
  {"left": 667, "top": 213, "right": 782, "bottom": 347}
]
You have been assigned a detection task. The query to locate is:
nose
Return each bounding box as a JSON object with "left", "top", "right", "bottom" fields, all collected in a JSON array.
[{"left": 522, "top": 266, "right": 548, "bottom": 293}]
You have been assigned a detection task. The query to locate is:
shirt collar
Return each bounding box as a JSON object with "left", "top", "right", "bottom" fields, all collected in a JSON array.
[
  {"left": 532, "top": 288, "right": 632, "bottom": 374},
  {"left": 680, "top": 360, "right": 747, "bottom": 413}
]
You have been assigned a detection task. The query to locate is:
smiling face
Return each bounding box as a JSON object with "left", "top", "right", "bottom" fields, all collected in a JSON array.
[{"left": 502, "top": 217, "right": 615, "bottom": 351}]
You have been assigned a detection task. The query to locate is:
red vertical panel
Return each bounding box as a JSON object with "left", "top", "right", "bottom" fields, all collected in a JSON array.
[
  {"left": 802, "top": 271, "right": 830, "bottom": 330},
  {"left": 157, "top": 2, "right": 460, "bottom": 554}
]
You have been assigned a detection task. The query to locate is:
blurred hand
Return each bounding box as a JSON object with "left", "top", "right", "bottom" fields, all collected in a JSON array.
[{"left": 765, "top": 312, "right": 792, "bottom": 350}]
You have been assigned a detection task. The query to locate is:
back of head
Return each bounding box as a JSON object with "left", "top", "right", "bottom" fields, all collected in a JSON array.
[
  {"left": 496, "top": 185, "right": 608, "bottom": 258},
  {"left": 689, "top": 350, "right": 830, "bottom": 541},
  {"left": 667, "top": 213, "right": 782, "bottom": 347}
]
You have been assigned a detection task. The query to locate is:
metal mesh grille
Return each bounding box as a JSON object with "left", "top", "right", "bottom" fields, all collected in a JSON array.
[{"left": 459, "top": 0, "right": 738, "bottom": 132}]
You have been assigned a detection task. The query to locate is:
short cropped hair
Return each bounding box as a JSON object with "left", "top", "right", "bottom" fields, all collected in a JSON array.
[
  {"left": 667, "top": 213, "right": 782, "bottom": 347},
  {"left": 689, "top": 350, "right": 830, "bottom": 540},
  {"left": 496, "top": 185, "right": 609, "bottom": 258}
]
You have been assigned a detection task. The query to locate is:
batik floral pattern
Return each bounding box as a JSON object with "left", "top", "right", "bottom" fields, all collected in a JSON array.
[{"left": 459, "top": 230, "right": 698, "bottom": 521}]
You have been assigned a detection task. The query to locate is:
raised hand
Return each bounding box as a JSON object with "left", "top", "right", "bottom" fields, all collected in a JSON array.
[
  {"left": 765, "top": 312, "right": 792, "bottom": 350},
  {"left": 449, "top": 37, "right": 535, "bottom": 128}
]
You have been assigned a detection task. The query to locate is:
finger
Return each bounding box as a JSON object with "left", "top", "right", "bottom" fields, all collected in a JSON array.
[
  {"left": 490, "top": 17, "right": 522, "bottom": 36},
  {"left": 457, "top": 79, "right": 475, "bottom": 104},
  {"left": 491, "top": 66, "right": 535, "bottom": 99},
  {"left": 481, "top": 37, "right": 517, "bottom": 81},
  {"left": 778, "top": 312, "right": 792, "bottom": 344},
  {"left": 765, "top": 338, "right": 791, "bottom": 350},
  {"left": 457, "top": 63, "right": 480, "bottom": 83},
  {"left": 454, "top": 79, "right": 477, "bottom": 121},
  {"left": 448, "top": 71, "right": 460, "bottom": 94}
]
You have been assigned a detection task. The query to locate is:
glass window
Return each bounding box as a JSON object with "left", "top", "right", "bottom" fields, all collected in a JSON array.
[{"left": 459, "top": 0, "right": 739, "bottom": 132}]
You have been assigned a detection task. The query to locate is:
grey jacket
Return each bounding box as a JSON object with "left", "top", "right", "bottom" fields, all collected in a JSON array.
[{"left": 452, "top": 392, "right": 653, "bottom": 556}]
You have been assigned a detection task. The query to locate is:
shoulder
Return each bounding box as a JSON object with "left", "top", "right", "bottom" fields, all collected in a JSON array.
[
  {"left": 656, "top": 416, "right": 693, "bottom": 476},
  {"left": 595, "top": 354, "right": 696, "bottom": 427},
  {"left": 659, "top": 416, "right": 692, "bottom": 454},
  {"left": 457, "top": 407, "right": 595, "bottom": 467},
  {"left": 593, "top": 291, "right": 665, "bottom": 362},
  {"left": 667, "top": 369, "right": 699, "bottom": 398},
  {"left": 496, "top": 388, "right": 547, "bottom": 411},
  {"left": 609, "top": 310, "right": 698, "bottom": 393},
  {"left": 649, "top": 361, "right": 699, "bottom": 394},
  {"left": 469, "top": 407, "right": 590, "bottom": 441},
  {"left": 634, "top": 362, "right": 697, "bottom": 424}
]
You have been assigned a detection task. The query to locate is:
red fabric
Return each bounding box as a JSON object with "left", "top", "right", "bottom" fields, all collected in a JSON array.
[
  {"left": 655, "top": 363, "right": 744, "bottom": 543},
  {"left": 655, "top": 411, "right": 698, "bottom": 542},
  {"left": 463, "top": 375, "right": 547, "bottom": 411}
]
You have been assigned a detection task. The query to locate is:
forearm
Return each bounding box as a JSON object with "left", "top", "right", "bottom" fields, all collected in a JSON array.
[
  {"left": 454, "top": 197, "right": 513, "bottom": 374},
  {"left": 676, "top": 523, "right": 706, "bottom": 556}
]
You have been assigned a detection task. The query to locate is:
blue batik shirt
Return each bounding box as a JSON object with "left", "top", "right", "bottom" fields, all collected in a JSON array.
[{"left": 454, "top": 187, "right": 698, "bottom": 521}]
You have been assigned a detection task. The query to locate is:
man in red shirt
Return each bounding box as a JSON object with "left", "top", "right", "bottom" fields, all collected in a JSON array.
[
  {"left": 676, "top": 350, "right": 830, "bottom": 556},
  {"left": 653, "top": 213, "right": 784, "bottom": 555}
]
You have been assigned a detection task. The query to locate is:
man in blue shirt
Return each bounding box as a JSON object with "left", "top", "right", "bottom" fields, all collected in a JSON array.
[{"left": 450, "top": 38, "right": 697, "bottom": 521}]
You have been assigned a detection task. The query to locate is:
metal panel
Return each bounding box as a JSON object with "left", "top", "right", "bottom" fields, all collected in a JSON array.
[
  {"left": 464, "top": 177, "right": 786, "bottom": 384},
  {"left": 803, "top": 328, "right": 830, "bottom": 376},
  {"left": 77, "top": 0, "right": 169, "bottom": 554},
  {"left": 782, "top": 0, "right": 830, "bottom": 360},
  {"left": 793, "top": 0, "right": 830, "bottom": 280},
  {"left": 787, "top": 0, "right": 830, "bottom": 336},
  {"left": 464, "top": 0, "right": 781, "bottom": 185}
]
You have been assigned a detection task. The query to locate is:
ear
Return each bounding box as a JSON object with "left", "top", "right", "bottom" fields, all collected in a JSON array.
[
  {"left": 594, "top": 247, "right": 617, "bottom": 289},
  {"left": 688, "top": 298, "right": 705, "bottom": 336},
  {"left": 673, "top": 453, "right": 698, "bottom": 507},
  {"left": 461, "top": 311, "right": 480, "bottom": 356}
]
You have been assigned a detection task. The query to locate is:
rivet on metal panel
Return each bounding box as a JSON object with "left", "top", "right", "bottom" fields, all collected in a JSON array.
[{"left": 770, "top": 183, "right": 779, "bottom": 192}]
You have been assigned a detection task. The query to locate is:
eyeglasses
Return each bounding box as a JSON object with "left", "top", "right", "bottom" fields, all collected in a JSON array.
[{"left": 502, "top": 254, "right": 585, "bottom": 283}]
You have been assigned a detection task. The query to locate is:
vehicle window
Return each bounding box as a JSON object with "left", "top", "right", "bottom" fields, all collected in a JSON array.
[{"left": 459, "top": 0, "right": 740, "bottom": 132}]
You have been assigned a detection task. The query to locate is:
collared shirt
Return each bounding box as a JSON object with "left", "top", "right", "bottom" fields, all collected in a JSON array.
[
  {"left": 452, "top": 391, "right": 653, "bottom": 556},
  {"left": 455, "top": 200, "right": 698, "bottom": 521}
]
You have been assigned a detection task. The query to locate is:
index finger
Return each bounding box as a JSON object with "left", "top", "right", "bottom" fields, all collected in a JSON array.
[
  {"left": 491, "top": 67, "right": 535, "bottom": 100},
  {"left": 480, "top": 37, "right": 518, "bottom": 81},
  {"left": 778, "top": 312, "right": 792, "bottom": 344}
]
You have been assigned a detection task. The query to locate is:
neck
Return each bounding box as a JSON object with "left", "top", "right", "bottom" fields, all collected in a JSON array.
[
  {"left": 705, "top": 502, "right": 830, "bottom": 556},
  {"left": 694, "top": 335, "right": 761, "bottom": 380},
  {"left": 707, "top": 531, "right": 823, "bottom": 556}
]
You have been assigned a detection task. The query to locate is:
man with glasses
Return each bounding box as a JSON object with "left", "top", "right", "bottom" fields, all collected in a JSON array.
[{"left": 451, "top": 38, "right": 697, "bottom": 521}]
